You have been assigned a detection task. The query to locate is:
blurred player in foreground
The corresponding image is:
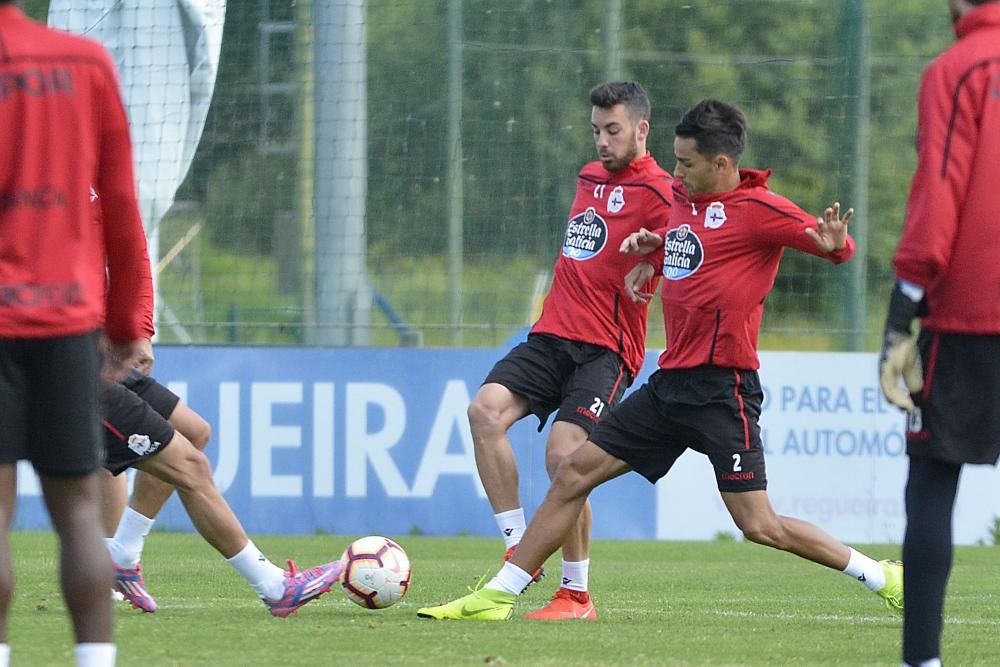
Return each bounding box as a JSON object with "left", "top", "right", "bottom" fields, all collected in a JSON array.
[
  {"left": 467, "top": 81, "right": 671, "bottom": 620},
  {"left": 99, "top": 358, "right": 343, "bottom": 617},
  {"left": 877, "top": 2, "right": 1000, "bottom": 666},
  {"left": 0, "top": 2, "right": 153, "bottom": 665},
  {"left": 418, "top": 99, "right": 903, "bottom": 621}
]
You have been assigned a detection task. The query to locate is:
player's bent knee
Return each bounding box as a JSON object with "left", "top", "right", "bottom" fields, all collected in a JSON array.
[
  {"left": 737, "top": 521, "right": 784, "bottom": 548},
  {"left": 177, "top": 448, "right": 215, "bottom": 489},
  {"left": 544, "top": 448, "right": 570, "bottom": 479},
  {"left": 172, "top": 404, "right": 212, "bottom": 451},
  {"left": 188, "top": 418, "right": 211, "bottom": 451},
  {"left": 467, "top": 398, "right": 506, "bottom": 438}
]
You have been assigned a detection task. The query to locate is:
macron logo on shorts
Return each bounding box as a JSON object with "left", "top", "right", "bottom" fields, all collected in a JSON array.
[{"left": 127, "top": 433, "right": 161, "bottom": 456}]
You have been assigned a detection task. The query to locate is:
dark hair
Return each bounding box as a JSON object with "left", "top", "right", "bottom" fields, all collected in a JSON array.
[
  {"left": 589, "top": 81, "right": 651, "bottom": 121},
  {"left": 675, "top": 99, "right": 748, "bottom": 161}
]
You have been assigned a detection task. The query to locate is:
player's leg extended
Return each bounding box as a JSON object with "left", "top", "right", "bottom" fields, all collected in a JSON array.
[
  {"left": 721, "top": 490, "right": 902, "bottom": 609},
  {"left": 722, "top": 490, "right": 851, "bottom": 566},
  {"left": 514, "top": 441, "right": 626, "bottom": 584},
  {"left": 129, "top": 401, "right": 211, "bottom": 522},
  {"left": 902, "top": 456, "right": 960, "bottom": 666},
  {"left": 522, "top": 421, "right": 596, "bottom": 620},
  {"left": 0, "top": 465, "right": 15, "bottom": 645},
  {"left": 417, "top": 441, "right": 629, "bottom": 620},
  {"left": 105, "top": 400, "right": 212, "bottom": 582},
  {"left": 135, "top": 435, "right": 341, "bottom": 615},
  {"left": 39, "top": 472, "right": 113, "bottom": 642},
  {"left": 134, "top": 432, "right": 248, "bottom": 557}
]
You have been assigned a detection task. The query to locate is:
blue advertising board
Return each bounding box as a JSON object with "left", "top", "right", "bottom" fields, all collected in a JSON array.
[
  {"left": 13, "top": 346, "right": 656, "bottom": 539},
  {"left": 14, "top": 347, "right": 999, "bottom": 544}
]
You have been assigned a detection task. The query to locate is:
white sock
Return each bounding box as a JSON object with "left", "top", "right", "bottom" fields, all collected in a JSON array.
[
  {"left": 485, "top": 562, "right": 532, "bottom": 596},
  {"left": 842, "top": 547, "right": 886, "bottom": 592},
  {"left": 494, "top": 508, "right": 526, "bottom": 549},
  {"left": 106, "top": 507, "right": 155, "bottom": 567},
  {"left": 74, "top": 643, "right": 116, "bottom": 667},
  {"left": 903, "top": 660, "right": 942, "bottom": 667},
  {"left": 226, "top": 540, "right": 286, "bottom": 600},
  {"left": 0, "top": 643, "right": 9, "bottom": 667},
  {"left": 561, "top": 559, "right": 589, "bottom": 592}
]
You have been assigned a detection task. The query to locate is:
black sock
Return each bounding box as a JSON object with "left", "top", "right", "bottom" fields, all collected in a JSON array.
[{"left": 902, "top": 456, "right": 962, "bottom": 664}]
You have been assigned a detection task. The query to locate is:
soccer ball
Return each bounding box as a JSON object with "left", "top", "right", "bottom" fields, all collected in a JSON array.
[{"left": 340, "top": 536, "right": 411, "bottom": 609}]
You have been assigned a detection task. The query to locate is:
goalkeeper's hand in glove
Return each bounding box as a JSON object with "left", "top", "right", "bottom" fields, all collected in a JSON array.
[
  {"left": 879, "top": 331, "right": 923, "bottom": 411},
  {"left": 878, "top": 281, "right": 925, "bottom": 412}
]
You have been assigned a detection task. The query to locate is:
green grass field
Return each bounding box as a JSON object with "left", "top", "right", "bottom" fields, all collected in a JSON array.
[{"left": 5, "top": 533, "right": 998, "bottom": 666}]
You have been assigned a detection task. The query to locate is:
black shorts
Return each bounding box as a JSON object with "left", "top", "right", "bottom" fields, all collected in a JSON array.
[
  {"left": 589, "top": 366, "right": 768, "bottom": 493},
  {"left": 100, "top": 378, "right": 176, "bottom": 476},
  {"left": 906, "top": 331, "right": 1000, "bottom": 466},
  {"left": 483, "top": 333, "right": 632, "bottom": 433},
  {"left": 122, "top": 369, "right": 181, "bottom": 419},
  {"left": 0, "top": 331, "right": 103, "bottom": 475}
]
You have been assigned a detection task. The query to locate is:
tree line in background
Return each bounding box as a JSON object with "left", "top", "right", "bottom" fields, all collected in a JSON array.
[{"left": 22, "top": 1, "right": 955, "bottom": 347}]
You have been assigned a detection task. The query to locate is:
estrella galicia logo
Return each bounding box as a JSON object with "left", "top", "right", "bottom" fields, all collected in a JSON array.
[
  {"left": 662, "top": 224, "right": 704, "bottom": 280},
  {"left": 562, "top": 206, "right": 608, "bottom": 261}
]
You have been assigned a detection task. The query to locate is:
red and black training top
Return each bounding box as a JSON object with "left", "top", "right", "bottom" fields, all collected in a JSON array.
[
  {"left": 531, "top": 152, "right": 673, "bottom": 376},
  {"left": 0, "top": 6, "right": 153, "bottom": 342},
  {"left": 893, "top": 3, "right": 1000, "bottom": 334},
  {"left": 652, "top": 169, "right": 854, "bottom": 371}
]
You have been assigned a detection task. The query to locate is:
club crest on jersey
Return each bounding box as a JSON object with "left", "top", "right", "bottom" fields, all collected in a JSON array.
[
  {"left": 607, "top": 185, "right": 625, "bottom": 213},
  {"left": 663, "top": 224, "right": 704, "bottom": 280},
  {"left": 562, "top": 206, "right": 608, "bottom": 261},
  {"left": 127, "top": 433, "right": 161, "bottom": 456},
  {"left": 705, "top": 202, "right": 726, "bottom": 229}
]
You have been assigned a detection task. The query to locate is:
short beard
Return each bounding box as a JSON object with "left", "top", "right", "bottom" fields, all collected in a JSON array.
[{"left": 605, "top": 143, "right": 639, "bottom": 173}]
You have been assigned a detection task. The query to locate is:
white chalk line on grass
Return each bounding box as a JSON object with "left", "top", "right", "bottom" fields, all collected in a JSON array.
[
  {"left": 126, "top": 598, "right": 999, "bottom": 628},
  {"left": 588, "top": 606, "right": 1000, "bottom": 627}
]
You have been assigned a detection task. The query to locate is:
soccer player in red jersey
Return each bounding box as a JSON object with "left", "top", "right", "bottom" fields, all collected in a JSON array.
[
  {"left": 466, "top": 81, "right": 672, "bottom": 620},
  {"left": 0, "top": 1, "right": 153, "bottom": 664},
  {"left": 878, "top": 2, "right": 1000, "bottom": 665},
  {"left": 418, "top": 99, "right": 902, "bottom": 621}
]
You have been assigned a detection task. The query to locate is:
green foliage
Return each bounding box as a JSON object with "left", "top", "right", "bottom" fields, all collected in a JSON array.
[
  {"left": 988, "top": 516, "right": 1000, "bottom": 547},
  {"left": 157, "top": 210, "right": 302, "bottom": 344},
  {"left": 8, "top": 532, "right": 1000, "bottom": 665},
  {"left": 16, "top": 0, "right": 961, "bottom": 349},
  {"left": 368, "top": 249, "right": 551, "bottom": 347}
]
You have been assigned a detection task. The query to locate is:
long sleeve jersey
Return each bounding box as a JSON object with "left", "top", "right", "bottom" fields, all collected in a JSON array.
[
  {"left": 531, "top": 153, "right": 673, "bottom": 376},
  {"left": 893, "top": 3, "right": 1000, "bottom": 334},
  {"left": 0, "top": 6, "right": 153, "bottom": 341},
  {"left": 654, "top": 169, "right": 854, "bottom": 371}
]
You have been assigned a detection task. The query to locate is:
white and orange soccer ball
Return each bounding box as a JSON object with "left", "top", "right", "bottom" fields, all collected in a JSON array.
[{"left": 340, "top": 536, "right": 411, "bottom": 609}]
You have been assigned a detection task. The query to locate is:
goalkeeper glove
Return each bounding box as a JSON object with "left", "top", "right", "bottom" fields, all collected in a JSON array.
[{"left": 878, "top": 281, "right": 925, "bottom": 412}]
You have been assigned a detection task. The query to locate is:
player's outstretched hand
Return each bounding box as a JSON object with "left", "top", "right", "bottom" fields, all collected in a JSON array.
[
  {"left": 620, "top": 228, "right": 664, "bottom": 256},
  {"left": 878, "top": 331, "right": 923, "bottom": 412},
  {"left": 806, "top": 201, "right": 853, "bottom": 253},
  {"left": 624, "top": 261, "right": 657, "bottom": 303}
]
